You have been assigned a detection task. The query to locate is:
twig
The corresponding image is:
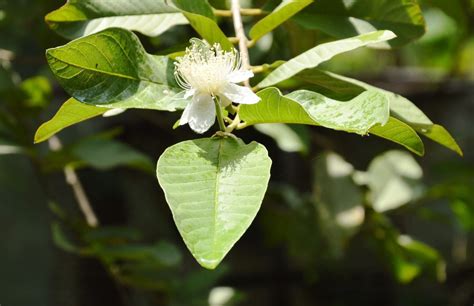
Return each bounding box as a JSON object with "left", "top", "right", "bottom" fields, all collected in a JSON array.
[
  {"left": 214, "top": 8, "right": 265, "bottom": 17},
  {"left": 48, "top": 136, "right": 99, "bottom": 227},
  {"left": 231, "top": 0, "right": 252, "bottom": 87}
]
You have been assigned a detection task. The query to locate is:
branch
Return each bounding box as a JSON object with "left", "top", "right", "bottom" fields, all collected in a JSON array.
[
  {"left": 48, "top": 136, "right": 99, "bottom": 227},
  {"left": 214, "top": 8, "right": 265, "bottom": 17},
  {"left": 231, "top": 0, "right": 251, "bottom": 87}
]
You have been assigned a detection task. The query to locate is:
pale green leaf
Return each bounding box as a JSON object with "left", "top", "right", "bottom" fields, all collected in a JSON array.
[
  {"left": 157, "top": 137, "right": 272, "bottom": 269},
  {"left": 293, "top": 69, "right": 463, "bottom": 155},
  {"left": 34, "top": 98, "right": 107, "bottom": 144},
  {"left": 286, "top": 89, "right": 390, "bottom": 135},
  {"left": 293, "top": 0, "right": 425, "bottom": 47},
  {"left": 239, "top": 87, "right": 317, "bottom": 126},
  {"left": 240, "top": 87, "right": 422, "bottom": 154},
  {"left": 46, "top": 28, "right": 187, "bottom": 110},
  {"left": 257, "top": 30, "right": 396, "bottom": 88},
  {"left": 366, "top": 150, "right": 424, "bottom": 212},
  {"left": 249, "top": 0, "right": 313, "bottom": 42},
  {"left": 314, "top": 152, "right": 364, "bottom": 257},
  {"left": 255, "top": 123, "right": 308, "bottom": 153},
  {"left": 46, "top": 0, "right": 188, "bottom": 39}
]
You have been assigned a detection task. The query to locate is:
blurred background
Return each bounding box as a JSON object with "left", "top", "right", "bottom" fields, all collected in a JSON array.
[{"left": 0, "top": 0, "right": 473, "bottom": 305}]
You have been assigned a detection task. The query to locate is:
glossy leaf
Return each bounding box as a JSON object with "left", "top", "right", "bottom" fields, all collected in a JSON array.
[
  {"left": 293, "top": 0, "right": 425, "bottom": 47},
  {"left": 294, "top": 69, "right": 463, "bottom": 155},
  {"left": 34, "top": 98, "right": 107, "bottom": 143},
  {"left": 257, "top": 30, "right": 396, "bottom": 88},
  {"left": 249, "top": 0, "right": 313, "bottom": 42},
  {"left": 157, "top": 137, "right": 272, "bottom": 269},
  {"left": 240, "top": 87, "right": 423, "bottom": 154},
  {"left": 46, "top": 28, "right": 187, "bottom": 110},
  {"left": 286, "top": 89, "right": 389, "bottom": 135},
  {"left": 45, "top": 0, "right": 187, "bottom": 39}
]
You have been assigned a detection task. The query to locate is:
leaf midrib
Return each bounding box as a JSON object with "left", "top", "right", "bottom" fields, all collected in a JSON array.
[{"left": 49, "top": 52, "right": 165, "bottom": 86}]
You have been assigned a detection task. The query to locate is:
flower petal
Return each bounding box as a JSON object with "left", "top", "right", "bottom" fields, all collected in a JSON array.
[
  {"left": 184, "top": 89, "right": 196, "bottom": 99},
  {"left": 228, "top": 70, "right": 254, "bottom": 83},
  {"left": 222, "top": 83, "right": 260, "bottom": 104},
  {"left": 180, "top": 93, "right": 216, "bottom": 134}
]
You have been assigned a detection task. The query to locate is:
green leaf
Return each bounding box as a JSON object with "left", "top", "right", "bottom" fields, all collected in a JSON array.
[
  {"left": 45, "top": 0, "right": 188, "bottom": 39},
  {"left": 72, "top": 137, "right": 155, "bottom": 173},
  {"left": 240, "top": 87, "right": 317, "bottom": 126},
  {"left": 46, "top": 28, "right": 187, "bottom": 110},
  {"left": 416, "top": 124, "right": 463, "bottom": 156},
  {"left": 286, "top": 89, "right": 389, "bottom": 135},
  {"left": 254, "top": 123, "right": 308, "bottom": 153},
  {"left": 369, "top": 117, "right": 425, "bottom": 156},
  {"left": 249, "top": 0, "right": 313, "bottom": 42},
  {"left": 51, "top": 222, "right": 81, "bottom": 254},
  {"left": 257, "top": 30, "right": 396, "bottom": 88},
  {"left": 293, "top": 0, "right": 425, "bottom": 47},
  {"left": 157, "top": 137, "right": 272, "bottom": 269},
  {"left": 366, "top": 150, "right": 424, "bottom": 212},
  {"left": 314, "top": 152, "right": 364, "bottom": 257},
  {"left": 241, "top": 87, "right": 423, "bottom": 154},
  {"left": 294, "top": 70, "right": 463, "bottom": 155},
  {"left": 34, "top": 98, "right": 107, "bottom": 144},
  {"left": 172, "top": 0, "right": 233, "bottom": 50}
]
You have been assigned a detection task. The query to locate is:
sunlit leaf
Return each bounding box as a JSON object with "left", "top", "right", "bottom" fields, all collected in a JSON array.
[
  {"left": 34, "top": 98, "right": 107, "bottom": 144},
  {"left": 257, "top": 30, "right": 396, "bottom": 88},
  {"left": 249, "top": 0, "right": 313, "bottom": 42},
  {"left": 157, "top": 137, "right": 272, "bottom": 269},
  {"left": 46, "top": 28, "right": 187, "bottom": 110},
  {"left": 45, "top": 0, "right": 188, "bottom": 39}
]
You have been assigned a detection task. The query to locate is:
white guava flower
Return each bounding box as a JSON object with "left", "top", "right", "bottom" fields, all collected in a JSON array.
[{"left": 174, "top": 39, "right": 260, "bottom": 134}]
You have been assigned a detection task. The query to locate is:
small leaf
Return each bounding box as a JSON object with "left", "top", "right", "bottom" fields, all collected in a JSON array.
[
  {"left": 314, "top": 152, "right": 364, "bottom": 257},
  {"left": 51, "top": 222, "right": 81, "bottom": 254},
  {"left": 34, "top": 98, "right": 107, "bottom": 143},
  {"left": 416, "top": 124, "right": 463, "bottom": 156},
  {"left": 366, "top": 150, "right": 424, "bottom": 212},
  {"left": 255, "top": 123, "right": 309, "bottom": 153},
  {"left": 46, "top": 28, "right": 187, "bottom": 110},
  {"left": 172, "top": 0, "right": 233, "bottom": 50},
  {"left": 157, "top": 137, "right": 272, "bottom": 269},
  {"left": 72, "top": 137, "right": 155, "bottom": 173},
  {"left": 240, "top": 87, "right": 317, "bottom": 126},
  {"left": 369, "top": 117, "right": 425, "bottom": 156},
  {"left": 249, "top": 0, "right": 313, "bottom": 42},
  {"left": 45, "top": 0, "right": 188, "bottom": 39},
  {"left": 257, "top": 30, "right": 396, "bottom": 88},
  {"left": 293, "top": 0, "right": 425, "bottom": 47}
]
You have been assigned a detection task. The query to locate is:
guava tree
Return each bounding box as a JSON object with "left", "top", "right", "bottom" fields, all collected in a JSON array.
[{"left": 36, "top": 0, "right": 462, "bottom": 269}]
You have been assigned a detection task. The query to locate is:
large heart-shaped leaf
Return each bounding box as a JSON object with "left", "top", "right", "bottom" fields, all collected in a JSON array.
[
  {"left": 46, "top": 0, "right": 188, "bottom": 39},
  {"left": 293, "top": 0, "right": 425, "bottom": 47},
  {"left": 157, "top": 137, "right": 272, "bottom": 269},
  {"left": 46, "top": 28, "right": 187, "bottom": 110},
  {"left": 249, "top": 0, "right": 313, "bottom": 42},
  {"left": 257, "top": 30, "right": 396, "bottom": 88}
]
